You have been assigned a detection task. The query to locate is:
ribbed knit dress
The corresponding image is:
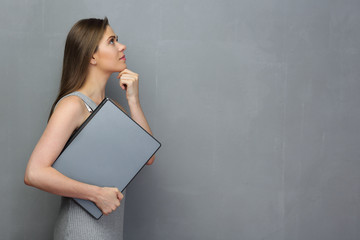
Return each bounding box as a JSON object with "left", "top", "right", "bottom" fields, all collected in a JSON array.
[{"left": 53, "top": 92, "right": 126, "bottom": 240}]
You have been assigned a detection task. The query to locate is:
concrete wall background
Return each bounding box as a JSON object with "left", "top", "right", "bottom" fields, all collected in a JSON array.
[{"left": 1, "top": 0, "right": 359, "bottom": 239}]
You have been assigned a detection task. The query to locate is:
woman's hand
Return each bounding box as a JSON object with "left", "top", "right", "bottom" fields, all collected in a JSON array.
[
  {"left": 94, "top": 187, "right": 123, "bottom": 215},
  {"left": 117, "top": 69, "right": 139, "bottom": 105}
]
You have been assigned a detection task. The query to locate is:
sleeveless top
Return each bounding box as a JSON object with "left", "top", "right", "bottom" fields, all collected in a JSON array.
[{"left": 53, "top": 91, "right": 126, "bottom": 240}]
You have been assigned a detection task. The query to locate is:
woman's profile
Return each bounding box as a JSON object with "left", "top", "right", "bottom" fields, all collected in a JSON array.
[{"left": 24, "top": 17, "right": 155, "bottom": 239}]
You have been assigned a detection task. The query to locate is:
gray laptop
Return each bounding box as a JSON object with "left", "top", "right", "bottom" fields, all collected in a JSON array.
[{"left": 52, "top": 97, "right": 161, "bottom": 219}]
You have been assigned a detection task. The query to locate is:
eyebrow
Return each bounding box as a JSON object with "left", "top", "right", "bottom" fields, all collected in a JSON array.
[{"left": 106, "top": 35, "right": 118, "bottom": 41}]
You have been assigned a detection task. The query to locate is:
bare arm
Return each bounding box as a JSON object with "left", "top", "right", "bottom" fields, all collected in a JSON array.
[
  {"left": 117, "top": 69, "right": 155, "bottom": 165},
  {"left": 129, "top": 101, "right": 155, "bottom": 165},
  {"left": 24, "top": 96, "right": 122, "bottom": 215}
]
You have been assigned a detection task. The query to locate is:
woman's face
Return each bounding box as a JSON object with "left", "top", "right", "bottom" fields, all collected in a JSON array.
[{"left": 93, "top": 25, "right": 127, "bottom": 73}]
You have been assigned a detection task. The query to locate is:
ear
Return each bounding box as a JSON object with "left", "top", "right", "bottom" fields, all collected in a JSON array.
[{"left": 90, "top": 56, "right": 97, "bottom": 65}]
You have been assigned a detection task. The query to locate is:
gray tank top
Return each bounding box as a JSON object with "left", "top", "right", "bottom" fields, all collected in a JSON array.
[
  {"left": 56, "top": 91, "right": 97, "bottom": 113},
  {"left": 53, "top": 91, "right": 126, "bottom": 240}
]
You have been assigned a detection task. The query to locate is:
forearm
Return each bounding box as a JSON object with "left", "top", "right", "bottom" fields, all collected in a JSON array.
[
  {"left": 128, "top": 101, "right": 155, "bottom": 165},
  {"left": 25, "top": 166, "right": 100, "bottom": 202},
  {"left": 128, "top": 101, "right": 152, "bottom": 135}
]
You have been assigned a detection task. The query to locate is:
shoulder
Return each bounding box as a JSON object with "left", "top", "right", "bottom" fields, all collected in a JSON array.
[
  {"left": 26, "top": 95, "right": 89, "bottom": 168},
  {"left": 54, "top": 95, "right": 86, "bottom": 118},
  {"left": 54, "top": 95, "right": 84, "bottom": 112},
  {"left": 51, "top": 95, "right": 89, "bottom": 129}
]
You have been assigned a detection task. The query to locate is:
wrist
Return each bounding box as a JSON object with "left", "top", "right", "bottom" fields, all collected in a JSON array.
[
  {"left": 127, "top": 97, "right": 140, "bottom": 107},
  {"left": 88, "top": 185, "right": 102, "bottom": 202}
]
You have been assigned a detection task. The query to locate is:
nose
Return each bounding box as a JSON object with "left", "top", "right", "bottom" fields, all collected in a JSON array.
[{"left": 117, "top": 42, "right": 126, "bottom": 52}]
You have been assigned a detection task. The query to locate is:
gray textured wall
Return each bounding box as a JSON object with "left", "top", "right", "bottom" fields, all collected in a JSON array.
[{"left": 1, "top": 0, "right": 360, "bottom": 239}]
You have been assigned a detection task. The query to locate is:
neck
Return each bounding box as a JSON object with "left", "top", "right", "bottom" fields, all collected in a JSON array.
[{"left": 78, "top": 68, "right": 111, "bottom": 105}]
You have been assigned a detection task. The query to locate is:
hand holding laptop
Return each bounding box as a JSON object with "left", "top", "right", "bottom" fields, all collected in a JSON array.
[{"left": 94, "top": 187, "right": 123, "bottom": 215}]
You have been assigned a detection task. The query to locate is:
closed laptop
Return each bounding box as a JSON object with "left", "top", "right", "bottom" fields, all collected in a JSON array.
[{"left": 52, "top": 97, "right": 161, "bottom": 219}]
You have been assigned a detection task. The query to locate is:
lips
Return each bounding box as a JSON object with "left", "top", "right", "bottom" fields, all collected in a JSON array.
[{"left": 120, "top": 55, "right": 126, "bottom": 60}]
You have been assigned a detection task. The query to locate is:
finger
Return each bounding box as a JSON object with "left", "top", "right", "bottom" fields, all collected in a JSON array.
[
  {"left": 119, "top": 79, "right": 133, "bottom": 90},
  {"left": 117, "top": 69, "right": 137, "bottom": 78},
  {"left": 118, "top": 70, "right": 138, "bottom": 79},
  {"left": 119, "top": 80, "right": 128, "bottom": 90},
  {"left": 121, "top": 69, "right": 137, "bottom": 75},
  {"left": 120, "top": 79, "right": 135, "bottom": 85},
  {"left": 117, "top": 191, "right": 124, "bottom": 200},
  {"left": 117, "top": 69, "right": 128, "bottom": 78},
  {"left": 120, "top": 77, "right": 137, "bottom": 83},
  {"left": 120, "top": 74, "right": 138, "bottom": 80},
  {"left": 120, "top": 77, "right": 136, "bottom": 82}
]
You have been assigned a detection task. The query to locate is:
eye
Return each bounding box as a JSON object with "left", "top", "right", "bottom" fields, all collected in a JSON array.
[{"left": 109, "top": 36, "right": 119, "bottom": 45}]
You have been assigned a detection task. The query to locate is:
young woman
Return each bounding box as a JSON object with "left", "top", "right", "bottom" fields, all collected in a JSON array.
[{"left": 24, "top": 17, "right": 154, "bottom": 239}]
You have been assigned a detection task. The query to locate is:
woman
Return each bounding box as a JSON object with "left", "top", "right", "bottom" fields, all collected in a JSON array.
[{"left": 24, "top": 17, "right": 154, "bottom": 239}]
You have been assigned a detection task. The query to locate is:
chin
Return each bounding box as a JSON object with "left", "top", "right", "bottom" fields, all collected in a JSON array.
[
  {"left": 119, "top": 64, "right": 127, "bottom": 71},
  {"left": 109, "top": 64, "right": 127, "bottom": 73}
]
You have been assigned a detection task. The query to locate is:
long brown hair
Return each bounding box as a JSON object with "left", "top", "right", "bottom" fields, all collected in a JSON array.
[{"left": 48, "top": 17, "right": 109, "bottom": 120}]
